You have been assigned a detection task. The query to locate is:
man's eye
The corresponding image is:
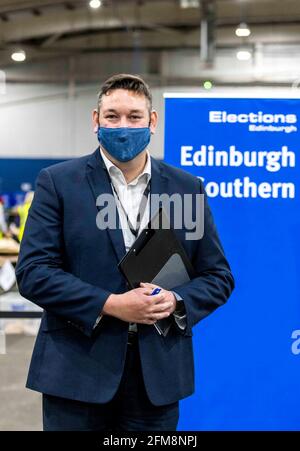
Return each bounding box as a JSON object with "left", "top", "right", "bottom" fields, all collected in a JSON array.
[
  {"left": 106, "top": 115, "right": 118, "bottom": 119},
  {"left": 130, "top": 116, "right": 142, "bottom": 120}
]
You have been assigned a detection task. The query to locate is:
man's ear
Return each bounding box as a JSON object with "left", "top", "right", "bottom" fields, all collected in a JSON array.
[
  {"left": 149, "top": 110, "right": 158, "bottom": 135},
  {"left": 92, "top": 109, "right": 99, "bottom": 133}
]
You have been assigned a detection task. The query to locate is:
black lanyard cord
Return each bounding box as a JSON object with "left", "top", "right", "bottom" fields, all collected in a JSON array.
[{"left": 111, "top": 180, "right": 151, "bottom": 238}]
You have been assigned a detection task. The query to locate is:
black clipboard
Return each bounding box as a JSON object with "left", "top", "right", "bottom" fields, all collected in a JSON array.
[{"left": 118, "top": 207, "right": 195, "bottom": 336}]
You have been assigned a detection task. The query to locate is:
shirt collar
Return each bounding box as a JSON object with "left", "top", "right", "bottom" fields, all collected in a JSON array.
[{"left": 100, "top": 147, "right": 151, "bottom": 186}]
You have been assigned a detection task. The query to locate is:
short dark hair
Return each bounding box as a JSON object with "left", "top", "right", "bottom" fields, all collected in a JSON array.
[{"left": 97, "top": 73, "right": 152, "bottom": 113}]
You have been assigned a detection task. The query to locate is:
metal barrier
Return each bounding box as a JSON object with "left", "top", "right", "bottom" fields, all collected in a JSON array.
[{"left": 0, "top": 311, "right": 42, "bottom": 319}]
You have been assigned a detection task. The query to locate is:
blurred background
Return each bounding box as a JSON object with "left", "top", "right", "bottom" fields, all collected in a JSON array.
[{"left": 0, "top": 0, "right": 300, "bottom": 431}]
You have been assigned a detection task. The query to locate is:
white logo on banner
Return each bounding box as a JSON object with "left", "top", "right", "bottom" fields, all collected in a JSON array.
[{"left": 209, "top": 110, "right": 298, "bottom": 133}]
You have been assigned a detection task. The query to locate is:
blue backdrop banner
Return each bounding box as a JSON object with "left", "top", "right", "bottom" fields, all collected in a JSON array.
[
  {"left": 0, "top": 157, "right": 68, "bottom": 207},
  {"left": 164, "top": 94, "right": 300, "bottom": 431}
]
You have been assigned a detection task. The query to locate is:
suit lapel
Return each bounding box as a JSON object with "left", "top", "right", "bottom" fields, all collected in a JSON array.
[
  {"left": 150, "top": 156, "right": 186, "bottom": 244},
  {"left": 149, "top": 156, "right": 168, "bottom": 218},
  {"left": 86, "top": 148, "right": 126, "bottom": 262}
]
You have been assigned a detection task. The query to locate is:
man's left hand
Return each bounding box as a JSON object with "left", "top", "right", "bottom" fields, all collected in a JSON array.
[{"left": 140, "top": 282, "right": 177, "bottom": 316}]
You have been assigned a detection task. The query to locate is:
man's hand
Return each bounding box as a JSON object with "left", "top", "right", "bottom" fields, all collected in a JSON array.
[
  {"left": 140, "top": 282, "right": 177, "bottom": 314},
  {"left": 102, "top": 282, "right": 176, "bottom": 325}
]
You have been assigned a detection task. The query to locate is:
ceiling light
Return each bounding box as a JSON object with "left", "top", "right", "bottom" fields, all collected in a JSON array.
[
  {"left": 11, "top": 50, "right": 26, "bottom": 62},
  {"left": 236, "top": 50, "right": 252, "bottom": 61},
  {"left": 235, "top": 22, "right": 251, "bottom": 38},
  {"left": 203, "top": 81, "right": 213, "bottom": 90},
  {"left": 180, "top": 0, "right": 200, "bottom": 8},
  {"left": 89, "top": 0, "right": 101, "bottom": 9}
]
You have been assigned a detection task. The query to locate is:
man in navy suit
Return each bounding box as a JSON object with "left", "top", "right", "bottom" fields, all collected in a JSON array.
[{"left": 15, "top": 74, "right": 234, "bottom": 431}]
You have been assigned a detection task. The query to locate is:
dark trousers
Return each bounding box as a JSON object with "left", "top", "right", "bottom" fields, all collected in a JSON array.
[{"left": 42, "top": 338, "right": 179, "bottom": 431}]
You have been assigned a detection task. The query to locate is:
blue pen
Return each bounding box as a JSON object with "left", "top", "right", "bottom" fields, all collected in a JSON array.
[
  {"left": 151, "top": 287, "right": 161, "bottom": 296},
  {"left": 150, "top": 287, "right": 162, "bottom": 335}
]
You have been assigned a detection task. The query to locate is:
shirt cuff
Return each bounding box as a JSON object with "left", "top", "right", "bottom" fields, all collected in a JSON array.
[{"left": 93, "top": 314, "right": 103, "bottom": 329}]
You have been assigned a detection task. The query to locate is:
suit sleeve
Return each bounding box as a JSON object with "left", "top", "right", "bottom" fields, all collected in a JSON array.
[
  {"left": 15, "top": 168, "right": 111, "bottom": 338},
  {"left": 172, "top": 179, "right": 235, "bottom": 336}
]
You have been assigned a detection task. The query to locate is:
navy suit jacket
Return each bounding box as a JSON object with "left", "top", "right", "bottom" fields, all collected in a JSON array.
[{"left": 15, "top": 148, "right": 234, "bottom": 406}]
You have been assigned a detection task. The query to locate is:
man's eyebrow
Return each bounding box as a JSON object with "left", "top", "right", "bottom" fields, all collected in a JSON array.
[
  {"left": 103, "top": 109, "right": 118, "bottom": 113},
  {"left": 103, "top": 108, "right": 144, "bottom": 114}
]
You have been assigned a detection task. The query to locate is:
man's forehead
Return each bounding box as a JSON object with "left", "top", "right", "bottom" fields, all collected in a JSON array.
[{"left": 101, "top": 89, "right": 148, "bottom": 109}]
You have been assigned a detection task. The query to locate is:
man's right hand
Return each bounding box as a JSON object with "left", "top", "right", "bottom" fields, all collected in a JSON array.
[{"left": 102, "top": 287, "right": 173, "bottom": 325}]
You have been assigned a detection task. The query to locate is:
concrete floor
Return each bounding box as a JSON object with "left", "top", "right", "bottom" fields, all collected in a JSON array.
[{"left": 0, "top": 334, "right": 42, "bottom": 431}]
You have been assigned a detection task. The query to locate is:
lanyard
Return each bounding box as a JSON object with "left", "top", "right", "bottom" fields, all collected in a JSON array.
[{"left": 111, "top": 180, "right": 151, "bottom": 238}]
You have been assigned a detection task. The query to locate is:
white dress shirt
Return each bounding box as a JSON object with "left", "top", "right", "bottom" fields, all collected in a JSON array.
[
  {"left": 100, "top": 148, "right": 151, "bottom": 251},
  {"left": 97, "top": 148, "right": 186, "bottom": 333}
]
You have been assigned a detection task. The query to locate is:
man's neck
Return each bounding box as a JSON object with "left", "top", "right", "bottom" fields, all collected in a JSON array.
[{"left": 101, "top": 149, "right": 148, "bottom": 183}]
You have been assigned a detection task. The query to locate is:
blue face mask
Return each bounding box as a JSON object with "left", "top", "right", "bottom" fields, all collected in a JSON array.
[{"left": 97, "top": 127, "right": 151, "bottom": 162}]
